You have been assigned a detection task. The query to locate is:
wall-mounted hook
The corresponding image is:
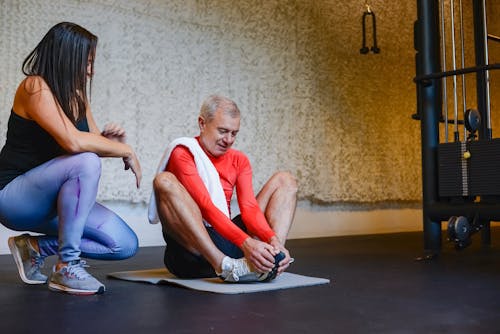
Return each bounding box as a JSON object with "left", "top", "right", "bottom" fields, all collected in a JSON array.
[{"left": 360, "top": 3, "right": 380, "bottom": 54}]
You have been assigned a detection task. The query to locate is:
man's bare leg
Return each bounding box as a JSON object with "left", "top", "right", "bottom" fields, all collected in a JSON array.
[
  {"left": 154, "top": 172, "right": 279, "bottom": 281},
  {"left": 256, "top": 171, "right": 298, "bottom": 244},
  {"left": 153, "top": 172, "right": 225, "bottom": 272}
]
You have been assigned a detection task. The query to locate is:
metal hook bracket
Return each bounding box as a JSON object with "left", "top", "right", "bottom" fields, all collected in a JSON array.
[{"left": 360, "top": 4, "right": 380, "bottom": 54}]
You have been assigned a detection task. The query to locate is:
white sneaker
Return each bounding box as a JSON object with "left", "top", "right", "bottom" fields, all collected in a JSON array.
[{"left": 219, "top": 256, "right": 269, "bottom": 283}]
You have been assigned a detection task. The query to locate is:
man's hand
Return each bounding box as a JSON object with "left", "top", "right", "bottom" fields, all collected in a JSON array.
[
  {"left": 269, "top": 236, "right": 293, "bottom": 275},
  {"left": 241, "top": 237, "right": 276, "bottom": 273}
]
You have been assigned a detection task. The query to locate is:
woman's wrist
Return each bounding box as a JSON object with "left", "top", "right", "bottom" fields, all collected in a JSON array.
[{"left": 123, "top": 145, "right": 134, "bottom": 160}]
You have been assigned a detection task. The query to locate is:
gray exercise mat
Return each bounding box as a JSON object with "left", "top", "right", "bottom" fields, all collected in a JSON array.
[{"left": 108, "top": 268, "right": 330, "bottom": 294}]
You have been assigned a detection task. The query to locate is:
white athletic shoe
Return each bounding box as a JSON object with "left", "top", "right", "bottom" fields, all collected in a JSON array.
[{"left": 218, "top": 256, "right": 270, "bottom": 283}]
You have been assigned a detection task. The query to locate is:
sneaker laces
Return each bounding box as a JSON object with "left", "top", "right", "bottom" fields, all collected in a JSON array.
[
  {"left": 27, "top": 242, "right": 45, "bottom": 270},
  {"left": 31, "top": 254, "right": 45, "bottom": 269},
  {"left": 229, "top": 258, "right": 252, "bottom": 281},
  {"left": 64, "top": 260, "right": 92, "bottom": 280}
]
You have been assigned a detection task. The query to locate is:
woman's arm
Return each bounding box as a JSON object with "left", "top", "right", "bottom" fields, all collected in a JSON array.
[
  {"left": 85, "top": 104, "right": 101, "bottom": 135},
  {"left": 14, "top": 76, "right": 142, "bottom": 187}
]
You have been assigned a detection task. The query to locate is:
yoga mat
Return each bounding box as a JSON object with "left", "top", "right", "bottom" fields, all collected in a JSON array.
[{"left": 108, "top": 268, "right": 330, "bottom": 294}]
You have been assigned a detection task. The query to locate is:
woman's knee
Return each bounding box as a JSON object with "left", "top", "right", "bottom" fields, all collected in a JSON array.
[
  {"left": 102, "top": 227, "right": 138, "bottom": 260},
  {"left": 75, "top": 152, "right": 101, "bottom": 175},
  {"left": 84, "top": 233, "right": 138, "bottom": 260},
  {"left": 78, "top": 152, "right": 101, "bottom": 173},
  {"left": 114, "top": 232, "right": 139, "bottom": 259}
]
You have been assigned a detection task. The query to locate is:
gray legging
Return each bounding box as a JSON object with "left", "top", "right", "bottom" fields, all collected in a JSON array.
[{"left": 0, "top": 152, "right": 138, "bottom": 262}]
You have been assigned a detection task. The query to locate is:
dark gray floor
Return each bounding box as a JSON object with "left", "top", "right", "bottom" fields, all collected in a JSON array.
[{"left": 1, "top": 228, "right": 500, "bottom": 334}]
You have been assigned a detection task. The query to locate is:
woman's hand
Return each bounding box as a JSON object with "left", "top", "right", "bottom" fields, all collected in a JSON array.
[
  {"left": 123, "top": 151, "right": 142, "bottom": 188},
  {"left": 102, "top": 123, "right": 140, "bottom": 187},
  {"left": 101, "top": 123, "right": 126, "bottom": 143}
]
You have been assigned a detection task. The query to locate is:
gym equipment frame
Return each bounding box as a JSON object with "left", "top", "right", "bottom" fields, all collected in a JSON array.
[{"left": 414, "top": 0, "right": 500, "bottom": 257}]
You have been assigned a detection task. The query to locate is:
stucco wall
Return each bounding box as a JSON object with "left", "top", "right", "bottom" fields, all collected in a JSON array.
[
  {"left": 2, "top": 0, "right": 499, "bottom": 254},
  {"left": 0, "top": 0, "right": 422, "bottom": 206}
]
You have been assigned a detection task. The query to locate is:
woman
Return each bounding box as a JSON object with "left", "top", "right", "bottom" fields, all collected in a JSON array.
[{"left": 0, "top": 22, "right": 142, "bottom": 295}]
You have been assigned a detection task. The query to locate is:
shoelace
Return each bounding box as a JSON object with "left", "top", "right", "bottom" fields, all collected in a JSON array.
[
  {"left": 230, "top": 259, "right": 252, "bottom": 281},
  {"left": 229, "top": 268, "right": 239, "bottom": 282},
  {"left": 31, "top": 255, "right": 45, "bottom": 269},
  {"left": 64, "top": 260, "right": 91, "bottom": 279},
  {"left": 29, "top": 247, "right": 45, "bottom": 269}
]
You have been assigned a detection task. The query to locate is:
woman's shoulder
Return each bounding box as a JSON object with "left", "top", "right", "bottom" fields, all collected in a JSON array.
[
  {"left": 20, "top": 75, "right": 50, "bottom": 94},
  {"left": 13, "top": 76, "right": 53, "bottom": 119}
]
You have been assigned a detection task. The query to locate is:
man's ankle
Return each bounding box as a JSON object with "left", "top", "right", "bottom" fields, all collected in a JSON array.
[{"left": 217, "top": 256, "right": 231, "bottom": 275}]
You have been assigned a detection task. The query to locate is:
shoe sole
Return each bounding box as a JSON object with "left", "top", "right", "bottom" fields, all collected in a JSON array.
[
  {"left": 48, "top": 282, "right": 105, "bottom": 295},
  {"left": 8, "top": 237, "right": 46, "bottom": 285}
]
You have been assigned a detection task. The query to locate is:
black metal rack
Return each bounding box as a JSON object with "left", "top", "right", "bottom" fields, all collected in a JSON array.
[{"left": 414, "top": 0, "right": 500, "bottom": 255}]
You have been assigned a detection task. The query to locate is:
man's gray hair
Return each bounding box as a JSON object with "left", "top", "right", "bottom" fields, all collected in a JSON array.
[{"left": 199, "top": 95, "right": 240, "bottom": 121}]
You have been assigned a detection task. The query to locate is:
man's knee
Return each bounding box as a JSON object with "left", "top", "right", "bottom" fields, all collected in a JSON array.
[
  {"left": 273, "top": 171, "right": 298, "bottom": 194},
  {"left": 153, "top": 172, "right": 179, "bottom": 197}
]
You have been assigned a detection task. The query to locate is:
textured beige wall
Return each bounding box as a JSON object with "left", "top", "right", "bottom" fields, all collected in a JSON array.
[
  {"left": 0, "top": 0, "right": 423, "bottom": 206},
  {"left": 2, "top": 0, "right": 500, "bottom": 252}
]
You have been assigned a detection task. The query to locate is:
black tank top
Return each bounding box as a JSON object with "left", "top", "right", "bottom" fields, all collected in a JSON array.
[{"left": 0, "top": 110, "right": 89, "bottom": 189}]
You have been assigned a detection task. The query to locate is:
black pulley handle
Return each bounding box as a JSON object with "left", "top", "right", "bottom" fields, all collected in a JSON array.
[{"left": 360, "top": 5, "right": 380, "bottom": 54}]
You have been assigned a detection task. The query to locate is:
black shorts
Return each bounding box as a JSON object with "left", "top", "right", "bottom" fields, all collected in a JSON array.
[{"left": 163, "top": 215, "right": 246, "bottom": 278}]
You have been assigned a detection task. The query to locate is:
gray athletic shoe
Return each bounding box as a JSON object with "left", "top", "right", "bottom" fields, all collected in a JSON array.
[
  {"left": 8, "top": 234, "right": 47, "bottom": 284},
  {"left": 48, "top": 260, "right": 105, "bottom": 295},
  {"left": 219, "top": 256, "right": 270, "bottom": 283}
]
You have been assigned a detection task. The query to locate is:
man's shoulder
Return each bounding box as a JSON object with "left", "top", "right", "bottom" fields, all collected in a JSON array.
[
  {"left": 226, "top": 147, "right": 248, "bottom": 160},
  {"left": 224, "top": 148, "right": 251, "bottom": 171},
  {"left": 168, "top": 137, "right": 197, "bottom": 154},
  {"left": 170, "top": 144, "right": 194, "bottom": 161}
]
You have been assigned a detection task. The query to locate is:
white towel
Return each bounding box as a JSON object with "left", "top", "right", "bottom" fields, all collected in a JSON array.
[{"left": 148, "top": 137, "right": 229, "bottom": 224}]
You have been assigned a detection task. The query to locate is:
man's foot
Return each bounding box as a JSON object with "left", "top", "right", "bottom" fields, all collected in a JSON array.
[
  {"left": 8, "top": 234, "right": 47, "bottom": 284},
  {"left": 219, "top": 256, "right": 267, "bottom": 283},
  {"left": 218, "top": 252, "right": 285, "bottom": 283},
  {"left": 48, "top": 260, "right": 105, "bottom": 295},
  {"left": 260, "top": 251, "right": 286, "bottom": 282}
]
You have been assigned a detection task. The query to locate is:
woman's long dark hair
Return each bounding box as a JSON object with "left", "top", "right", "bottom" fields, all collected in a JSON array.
[{"left": 22, "top": 22, "right": 98, "bottom": 124}]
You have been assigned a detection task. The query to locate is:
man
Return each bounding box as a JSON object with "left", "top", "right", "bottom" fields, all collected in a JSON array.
[{"left": 148, "top": 95, "right": 297, "bottom": 282}]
